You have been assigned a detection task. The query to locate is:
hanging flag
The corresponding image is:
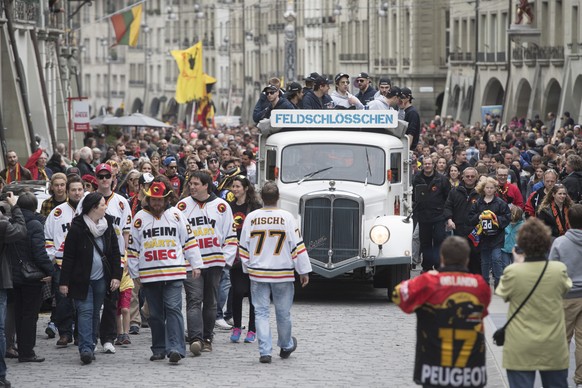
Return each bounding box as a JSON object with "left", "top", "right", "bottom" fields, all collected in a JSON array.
[
  {"left": 111, "top": 4, "right": 143, "bottom": 47},
  {"left": 172, "top": 42, "right": 205, "bottom": 104},
  {"left": 196, "top": 96, "right": 215, "bottom": 128}
]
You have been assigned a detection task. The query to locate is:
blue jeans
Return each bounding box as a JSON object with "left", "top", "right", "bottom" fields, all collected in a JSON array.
[
  {"left": 502, "top": 251, "right": 513, "bottom": 268},
  {"left": 507, "top": 369, "right": 568, "bottom": 388},
  {"left": 251, "top": 281, "right": 295, "bottom": 357},
  {"left": 183, "top": 266, "right": 222, "bottom": 341},
  {"left": 480, "top": 247, "right": 503, "bottom": 288},
  {"left": 216, "top": 267, "right": 232, "bottom": 320},
  {"left": 0, "top": 290, "right": 7, "bottom": 378},
  {"left": 142, "top": 280, "right": 185, "bottom": 356},
  {"left": 418, "top": 221, "right": 447, "bottom": 272},
  {"left": 74, "top": 278, "right": 106, "bottom": 355}
]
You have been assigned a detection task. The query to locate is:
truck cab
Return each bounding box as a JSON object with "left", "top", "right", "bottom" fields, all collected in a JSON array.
[{"left": 257, "top": 110, "right": 413, "bottom": 294}]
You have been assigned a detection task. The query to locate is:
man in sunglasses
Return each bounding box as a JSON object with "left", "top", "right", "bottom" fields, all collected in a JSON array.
[
  {"left": 330, "top": 73, "right": 364, "bottom": 110},
  {"left": 163, "top": 156, "right": 184, "bottom": 197},
  {"left": 252, "top": 77, "right": 284, "bottom": 124},
  {"left": 354, "top": 72, "right": 377, "bottom": 105},
  {"left": 254, "top": 84, "right": 294, "bottom": 122}
]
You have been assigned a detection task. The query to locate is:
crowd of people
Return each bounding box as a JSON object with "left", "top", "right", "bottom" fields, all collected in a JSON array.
[
  {"left": 0, "top": 115, "right": 311, "bottom": 385},
  {"left": 0, "top": 68, "right": 580, "bottom": 386}
]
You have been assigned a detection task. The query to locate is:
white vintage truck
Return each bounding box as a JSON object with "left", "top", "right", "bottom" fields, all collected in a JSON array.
[{"left": 256, "top": 110, "right": 413, "bottom": 295}]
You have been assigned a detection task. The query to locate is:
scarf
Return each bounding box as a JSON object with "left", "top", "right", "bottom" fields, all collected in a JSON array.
[
  {"left": 6, "top": 164, "right": 20, "bottom": 184},
  {"left": 83, "top": 214, "right": 108, "bottom": 237},
  {"left": 468, "top": 210, "right": 500, "bottom": 246},
  {"left": 552, "top": 202, "right": 570, "bottom": 236}
]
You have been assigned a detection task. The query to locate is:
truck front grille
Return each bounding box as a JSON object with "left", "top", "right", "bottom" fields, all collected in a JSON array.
[{"left": 302, "top": 196, "right": 360, "bottom": 265}]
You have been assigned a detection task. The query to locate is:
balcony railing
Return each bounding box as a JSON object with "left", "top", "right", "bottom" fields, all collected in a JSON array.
[
  {"left": 12, "top": 0, "right": 40, "bottom": 24},
  {"left": 339, "top": 53, "right": 368, "bottom": 61},
  {"left": 512, "top": 45, "right": 564, "bottom": 63}
]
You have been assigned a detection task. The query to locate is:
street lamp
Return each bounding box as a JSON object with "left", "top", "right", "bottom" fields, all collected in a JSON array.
[
  {"left": 142, "top": 21, "right": 151, "bottom": 113},
  {"left": 378, "top": 2, "right": 389, "bottom": 17}
]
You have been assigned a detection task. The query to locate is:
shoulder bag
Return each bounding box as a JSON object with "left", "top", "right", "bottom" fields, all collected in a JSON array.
[
  {"left": 18, "top": 251, "right": 45, "bottom": 281},
  {"left": 86, "top": 232, "right": 112, "bottom": 281},
  {"left": 493, "top": 260, "right": 549, "bottom": 346}
]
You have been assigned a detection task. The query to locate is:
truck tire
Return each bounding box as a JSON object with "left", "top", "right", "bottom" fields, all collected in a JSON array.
[{"left": 387, "top": 264, "right": 411, "bottom": 299}]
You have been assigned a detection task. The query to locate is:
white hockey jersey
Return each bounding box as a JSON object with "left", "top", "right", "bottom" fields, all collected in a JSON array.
[
  {"left": 176, "top": 194, "right": 238, "bottom": 268},
  {"left": 127, "top": 207, "right": 202, "bottom": 283},
  {"left": 239, "top": 207, "right": 312, "bottom": 283},
  {"left": 45, "top": 201, "right": 77, "bottom": 267}
]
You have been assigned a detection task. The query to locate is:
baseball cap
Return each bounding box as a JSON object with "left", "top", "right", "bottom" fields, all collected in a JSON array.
[
  {"left": 262, "top": 84, "right": 278, "bottom": 93},
  {"left": 387, "top": 86, "right": 401, "bottom": 98},
  {"left": 334, "top": 73, "right": 350, "bottom": 84},
  {"left": 162, "top": 156, "right": 177, "bottom": 166},
  {"left": 286, "top": 82, "right": 302, "bottom": 93},
  {"left": 399, "top": 87, "right": 414, "bottom": 100},
  {"left": 356, "top": 72, "right": 370, "bottom": 80},
  {"left": 378, "top": 77, "right": 391, "bottom": 86},
  {"left": 304, "top": 72, "right": 321, "bottom": 82},
  {"left": 95, "top": 163, "right": 112, "bottom": 175},
  {"left": 207, "top": 154, "right": 219, "bottom": 163},
  {"left": 313, "top": 76, "right": 333, "bottom": 86}
]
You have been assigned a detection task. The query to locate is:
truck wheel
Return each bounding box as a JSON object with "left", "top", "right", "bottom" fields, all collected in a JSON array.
[{"left": 387, "top": 264, "right": 411, "bottom": 299}]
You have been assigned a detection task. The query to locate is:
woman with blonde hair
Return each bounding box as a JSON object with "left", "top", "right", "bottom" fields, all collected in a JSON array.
[
  {"left": 468, "top": 177, "right": 511, "bottom": 288},
  {"left": 537, "top": 184, "right": 572, "bottom": 238}
]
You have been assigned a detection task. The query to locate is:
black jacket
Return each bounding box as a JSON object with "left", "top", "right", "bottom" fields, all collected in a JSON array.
[
  {"left": 77, "top": 159, "right": 94, "bottom": 177},
  {"left": 301, "top": 89, "right": 325, "bottom": 109},
  {"left": 255, "top": 97, "right": 295, "bottom": 122},
  {"left": 8, "top": 209, "right": 54, "bottom": 285},
  {"left": 0, "top": 206, "right": 27, "bottom": 289},
  {"left": 468, "top": 196, "right": 511, "bottom": 249},
  {"left": 562, "top": 171, "right": 582, "bottom": 203},
  {"left": 355, "top": 86, "right": 377, "bottom": 105},
  {"left": 443, "top": 183, "right": 480, "bottom": 237},
  {"left": 412, "top": 171, "right": 451, "bottom": 223},
  {"left": 404, "top": 105, "right": 421, "bottom": 150},
  {"left": 60, "top": 214, "right": 122, "bottom": 300},
  {"left": 252, "top": 90, "right": 285, "bottom": 123}
]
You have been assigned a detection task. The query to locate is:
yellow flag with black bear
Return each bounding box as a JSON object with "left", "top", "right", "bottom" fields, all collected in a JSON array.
[{"left": 172, "top": 42, "right": 205, "bottom": 103}]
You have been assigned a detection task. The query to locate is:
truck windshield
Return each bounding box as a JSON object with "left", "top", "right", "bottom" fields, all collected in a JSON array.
[{"left": 281, "top": 143, "right": 386, "bottom": 185}]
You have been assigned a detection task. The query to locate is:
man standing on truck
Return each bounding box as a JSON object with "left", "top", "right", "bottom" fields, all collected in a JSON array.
[
  {"left": 399, "top": 87, "right": 421, "bottom": 150},
  {"left": 393, "top": 236, "right": 491, "bottom": 388}
]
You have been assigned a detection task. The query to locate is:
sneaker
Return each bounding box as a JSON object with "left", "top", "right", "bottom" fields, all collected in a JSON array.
[
  {"left": 279, "top": 336, "right": 297, "bottom": 359},
  {"left": 114, "top": 335, "right": 123, "bottom": 346},
  {"left": 45, "top": 322, "right": 57, "bottom": 339},
  {"left": 129, "top": 325, "right": 140, "bottom": 335},
  {"left": 215, "top": 318, "right": 232, "bottom": 330},
  {"left": 168, "top": 351, "right": 181, "bottom": 364},
  {"left": 189, "top": 340, "right": 203, "bottom": 356},
  {"left": 201, "top": 339, "right": 212, "bottom": 352},
  {"left": 102, "top": 342, "right": 116, "bottom": 354},
  {"left": 0, "top": 378, "right": 11, "bottom": 387},
  {"left": 259, "top": 355, "right": 272, "bottom": 364},
  {"left": 56, "top": 335, "right": 71, "bottom": 347},
  {"left": 225, "top": 317, "right": 234, "bottom": 326},
  {"left": 244, "top": 331, "right": 256, "bottom": 343},
  {"left": 122, "top": 333, "right": 131, "bottom": 345},
  {"left": 230, "top": 328, "right": 242, "bottom": 343},
  {"left": 149, "top": 353, "right": 165, "bottom": 361},
  {"left": 80, "top": 351, "right": 93, "bottom": 365}
]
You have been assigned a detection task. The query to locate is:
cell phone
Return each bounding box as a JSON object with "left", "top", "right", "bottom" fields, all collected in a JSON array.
[{"left": 514, "top": 244, "right": 524, "bottom": 254}]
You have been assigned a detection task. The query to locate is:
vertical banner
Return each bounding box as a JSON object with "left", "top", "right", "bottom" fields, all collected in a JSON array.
[{"left": 72, "top": 100, "right": 91, "bottom": 132}]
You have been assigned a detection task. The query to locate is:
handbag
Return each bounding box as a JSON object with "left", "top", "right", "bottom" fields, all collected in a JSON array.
[
  {"left": 493, "top": 260, "right": 548, "bottom": 346},
  {"left": 20, "top": 259, "right": 45, "bottom": 281},
  {"left": 86, "top": 232, "right": 112, "bottom": 279}
]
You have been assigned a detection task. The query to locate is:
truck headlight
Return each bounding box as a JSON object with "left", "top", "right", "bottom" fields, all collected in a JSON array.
[{"left": 370, "top": 225, "right": 390, "bottom": 245}]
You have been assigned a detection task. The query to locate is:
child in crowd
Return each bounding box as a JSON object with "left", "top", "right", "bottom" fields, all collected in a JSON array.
[
  {"left": 115, "top": 255, "right": 134, "bottom": 345},
  {"left": 501, "top": 205, "right": 524, "bottom": 268}
]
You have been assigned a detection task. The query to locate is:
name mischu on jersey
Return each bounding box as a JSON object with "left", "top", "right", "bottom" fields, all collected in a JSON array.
[{"left": 250, "top": 216, "right": 285, "bottom": 226}]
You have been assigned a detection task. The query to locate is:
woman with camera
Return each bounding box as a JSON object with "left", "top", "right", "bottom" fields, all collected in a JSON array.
[{"left": 496, "top": 218, "right": 572, "bottom": 387}]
